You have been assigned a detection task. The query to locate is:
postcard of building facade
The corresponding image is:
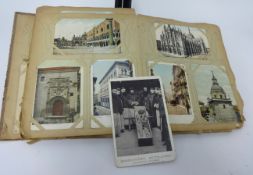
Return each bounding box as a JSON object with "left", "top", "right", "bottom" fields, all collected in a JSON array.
[
  {"left": 150, "top": 62, "right": 194, "bottom": 124},
  {"left": 32, "top": 67, "right": 81, "bottom": 130},
  {"left": 91, "top": 60, "right": 134, "bottom": 128},
  {"left": 54, "top": 18, "right": 121, "bottom": 54}
]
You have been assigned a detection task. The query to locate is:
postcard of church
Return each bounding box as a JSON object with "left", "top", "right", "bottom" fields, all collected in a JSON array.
[
  {"left": 155, "top": 23, "right": 209, "bottom": 59},
  {"left": 109, "top": 77, "right": 175, "bottom": 167},
  {"left": 192, "top": 65, "right": 241, "bottom": 123},
  {"left": 32, "top": 67, "right": 81, "bottom": 130}
]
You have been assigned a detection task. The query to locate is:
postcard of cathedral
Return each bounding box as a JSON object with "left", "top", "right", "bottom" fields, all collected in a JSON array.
[
  {"left": 155, "top": 23, "right": 209, "bottom": 59},
  {"left": 109, "top": 77, "right": 175, "bottom": 167}
]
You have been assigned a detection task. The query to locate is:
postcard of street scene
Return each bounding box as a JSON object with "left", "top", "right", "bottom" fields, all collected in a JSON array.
[
  {"left": 155, "top": 23, "right": 209, "bottom": 58},
  {"left": 150, "top": 62, "right": 194, "bottom": 124},
  {"left": 32, "top": 67, "right": 81, "bottom": 130},
  {"left": 91, "top": 60, "right": 133, "bottom": 128},
  {"left": 109, "top": 77, "right": 175, "bottom": 167},
  {"left": 54, "top": 18, "right": 121, "bottom": 55},
  {"left": 193, "top": 65, "right": 241, "bottom": 123}
]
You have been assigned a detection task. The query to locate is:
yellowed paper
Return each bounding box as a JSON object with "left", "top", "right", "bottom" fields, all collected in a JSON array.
[{"left": 0, "top": 12, "right": 35, "bottom": 139}]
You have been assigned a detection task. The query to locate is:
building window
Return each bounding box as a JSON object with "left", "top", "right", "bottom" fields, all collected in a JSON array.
[
  {"left": 40, "top": 76, "right": 45, "bottom": 81},
  {"left": 220, "top": 95, "right": 223, "bottom": 99},
  {"left": 107, "top": 24, "right": 109, "bottom": 29},
  {"left": 223, "top": 104, "right": 226, "bottom": 109}
]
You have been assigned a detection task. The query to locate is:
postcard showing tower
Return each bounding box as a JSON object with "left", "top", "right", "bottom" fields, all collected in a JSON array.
[
  {"left": 109, "top": 77, "right": 175, "bottom": 167},
  {"left": 91, "top": 60, "right": 134, "bottom": 128},
  {"left": 54, "top": 18, "right": 121, "bottom": 55},
  {"left": 155, "top": 23, "right": 209, "bottom": 58},
  {"left": 150, "top": 62, "right": 194, "bottom": 124},
  {"left": 32, "top": 67, "right": 81, "bottom": 130},
  {"left": 193, "top": 65, "right": 241, "bottom": 123}
]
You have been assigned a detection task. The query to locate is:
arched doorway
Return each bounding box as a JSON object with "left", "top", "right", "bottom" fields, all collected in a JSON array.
[
  {"left": 46, "top": 96, "right": 69, "bottom": 116},
  {"left": 52, "top": 100, "right": 64, "bottom": 116}
]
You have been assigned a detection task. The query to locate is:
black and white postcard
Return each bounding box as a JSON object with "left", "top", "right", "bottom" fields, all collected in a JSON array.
[
  {"left": 109, "top": 77, "right": 175, "bottom": 167},
  {"left": 155, "top": 23, "right": 209, "bottom": 58}
]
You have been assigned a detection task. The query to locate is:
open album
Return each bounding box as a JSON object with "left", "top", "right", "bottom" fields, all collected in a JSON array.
[{"left": 0, "top": 6, "right": 244, "bottom": 140}]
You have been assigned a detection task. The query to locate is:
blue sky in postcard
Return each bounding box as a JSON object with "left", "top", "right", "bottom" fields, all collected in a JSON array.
[{"left": 55, "top": 18, "right": 105, "bottom": 40}]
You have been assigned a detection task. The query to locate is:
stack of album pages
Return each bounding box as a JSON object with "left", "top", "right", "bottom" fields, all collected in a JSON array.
[{"left": 0, "top": 5, "right": 244, "bottom": 167}]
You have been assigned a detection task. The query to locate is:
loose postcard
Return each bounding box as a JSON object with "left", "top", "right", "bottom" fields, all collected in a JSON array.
[{"left": 109, "top": 77, "right": 175, "bottom": 167}]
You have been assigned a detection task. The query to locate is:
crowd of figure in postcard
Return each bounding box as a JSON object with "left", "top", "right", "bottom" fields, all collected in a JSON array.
[{"left": 111, "top": 79, "right": 172, "bottom": 153}]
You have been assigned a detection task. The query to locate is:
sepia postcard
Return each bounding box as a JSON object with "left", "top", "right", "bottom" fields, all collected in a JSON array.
[
  {"left": 109, "top": 77, "right": 175, "bottom": 167},
  {"left": 155, "top": 23, "right": 209, "bottom": 58}
]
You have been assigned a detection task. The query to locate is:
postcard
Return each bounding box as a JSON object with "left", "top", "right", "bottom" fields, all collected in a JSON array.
[
  {"left": 32, "top": 67, "right": 81, "bottom": 129},
  {"left": 150, "top": 62, "right": 194, "bottom": 124},
  {"left": 193, "top": 65, "right": 241, "bottom": 123},
  {"left": 109, "top": 76, "right": 175, "bottom": 167},
  {"left": 91, "top": 60, "right": 134, "bottom": 128},
  {"left": 155, "top": 23, "right": 209, "bottom": 58},
  {"left": 54, "top": 18, "right": 121, "bottom": 54}
]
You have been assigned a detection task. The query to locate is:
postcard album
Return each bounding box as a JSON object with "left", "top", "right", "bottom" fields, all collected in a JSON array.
[{"left": 0, "top": 6, "right": 244, "bottom": 140}]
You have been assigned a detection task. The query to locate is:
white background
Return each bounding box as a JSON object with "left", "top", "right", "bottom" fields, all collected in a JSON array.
[{"left": 0, "top": 0, "right": 253, "bottom": 175}]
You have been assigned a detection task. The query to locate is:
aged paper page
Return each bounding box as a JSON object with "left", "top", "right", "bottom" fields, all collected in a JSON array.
[
  {"left": 0, "top": 13, "right": 35, "bottom": 139},
  {"left": 21, "top": 6, "right": 138, "bottom": 139},
  {"left": 137, "top": 15, "right": 244, "bottom": 132}
]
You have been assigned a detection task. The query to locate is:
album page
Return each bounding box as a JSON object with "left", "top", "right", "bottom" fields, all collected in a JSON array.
[
  {"left": 21, "top": 6, "right": 137, "bottom": 139},
  {"left": 137, "top": 15, "right": 244, "bottom": 132}
]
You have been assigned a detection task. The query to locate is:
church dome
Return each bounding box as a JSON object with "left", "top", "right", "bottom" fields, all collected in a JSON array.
[
  {"left": 210, "top": 84, "right": 225, "bottom": 94},
  {"left": 210, "top": 72, "right": 227, "bottom": 98}
]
